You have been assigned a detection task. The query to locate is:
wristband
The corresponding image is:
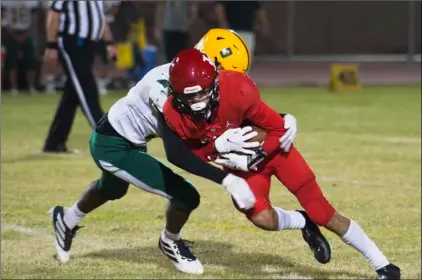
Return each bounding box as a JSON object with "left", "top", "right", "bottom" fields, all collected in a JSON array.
[{"left": 47, "top": 42, "right": 57, "bottom": 49}]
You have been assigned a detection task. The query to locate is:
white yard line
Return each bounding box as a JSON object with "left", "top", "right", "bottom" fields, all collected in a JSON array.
[
  {"left": 2, "top": 224, "right": 94, "bottom": 246},
  {"left": 377, "top": 137, "right": 421, "bottom": 144},
  {"left": 2, "top": 224, "right": 52, "bottom": 237},
  {"left": 319, "top": 176, "right": 388, "bottom": 187},
  {"left": 303, "top": 132, "right": 421, "bottom": 145}
]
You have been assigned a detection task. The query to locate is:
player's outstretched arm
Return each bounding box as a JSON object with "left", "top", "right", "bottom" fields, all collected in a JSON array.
[
  {"left": 157, "top": 113, "right": 228, "bottom": 184},
  {"left": 157, "top": 114, "right": 256, "bottom": 209}
]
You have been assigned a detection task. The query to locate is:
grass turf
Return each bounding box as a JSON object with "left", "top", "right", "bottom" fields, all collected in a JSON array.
[{"left": 1, "top": 85, "right": 421, "bottom": 279}]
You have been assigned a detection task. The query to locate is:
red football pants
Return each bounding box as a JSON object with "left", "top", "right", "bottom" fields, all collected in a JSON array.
[{"left": 231, "top": 147, "right": 335, "bottom": 226}]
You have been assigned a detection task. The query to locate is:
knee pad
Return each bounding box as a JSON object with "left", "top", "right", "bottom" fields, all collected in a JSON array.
[
  {"left": 294, "top": 179, "right": 335, "bottom": 226},
  {"left": 95, "top": 179, "right": 129, "bottom": 201},
  {"left": 172, "top": 185, "right": 201, "bottom": 213}
]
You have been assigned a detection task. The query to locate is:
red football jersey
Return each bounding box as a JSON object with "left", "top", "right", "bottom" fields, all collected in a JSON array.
[{"left": 163, "top": 70, "right": 286, "bottom": 161}]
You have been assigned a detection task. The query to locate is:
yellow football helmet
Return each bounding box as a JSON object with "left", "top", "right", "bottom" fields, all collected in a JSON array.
[{"left": 194, "top": 28, "right": 251, "bottom": 73}]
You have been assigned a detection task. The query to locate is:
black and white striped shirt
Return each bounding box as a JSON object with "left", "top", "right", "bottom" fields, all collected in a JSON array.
[{"left": 50, "top": 0, "right": 105, "bottom": 41}]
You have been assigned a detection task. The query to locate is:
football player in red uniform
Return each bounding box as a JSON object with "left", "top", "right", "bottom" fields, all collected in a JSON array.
[{"left": 163, "top": 49, "right": 400, "bottom": 279}]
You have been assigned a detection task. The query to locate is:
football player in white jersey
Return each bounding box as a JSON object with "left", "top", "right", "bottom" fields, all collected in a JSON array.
[{"left": 48, "top": 29, "right": 298, "bottom": 275}]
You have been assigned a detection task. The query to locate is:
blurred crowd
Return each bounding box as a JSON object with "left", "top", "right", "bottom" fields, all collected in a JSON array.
[{"left": 1, "top": 1, "right": 271, "bottom": 95}]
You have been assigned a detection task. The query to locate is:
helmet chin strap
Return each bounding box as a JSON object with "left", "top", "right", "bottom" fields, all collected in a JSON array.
[
  {"left": 190, "top": 102, "right": 207, "bottom": 112},
  {"left": 189, "top": 102, "right": 213, "bottom": 123}
]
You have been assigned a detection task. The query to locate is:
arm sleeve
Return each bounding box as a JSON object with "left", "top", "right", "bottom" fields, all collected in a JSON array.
[
  {"left": 50, "top": 1, "right": 64, "bottom": 12},
  {"left": 240, "top": 75, "right": 286, "bottom": 156},
  {"left": 182, "top": 139, "right": 218, "bottom": 162},
  {"left": 158, "top": 114, "right": 228, "bottom": 184}
]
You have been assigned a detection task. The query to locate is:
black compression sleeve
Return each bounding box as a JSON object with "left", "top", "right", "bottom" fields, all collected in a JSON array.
[{"left": 157, "top": 113, "right": 228, "bottom": 184}]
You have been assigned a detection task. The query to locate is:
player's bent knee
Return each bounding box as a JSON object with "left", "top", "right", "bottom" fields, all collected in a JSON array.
[
  {"left": 173, "top": 185, "right": 201, "bottom": 213},
  {"left": 294, "top": 179, "right": 335, "bottom": 226},
  {"left": 95, "top": 179, "right": 129, "bottom": 201},
  {"left": 188, "top": 187, "right": 201, "bottom": 210},
  {"left": 232, "top": 196, "right": 275, "bottom": 229}
]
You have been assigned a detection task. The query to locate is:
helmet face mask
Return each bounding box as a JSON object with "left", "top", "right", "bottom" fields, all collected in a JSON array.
[
  {"left": 169, "top": 49, "right": 220, "bottom": 123},
  {"left": 170, "top": 77, "right": 219, "bottom": 121}
]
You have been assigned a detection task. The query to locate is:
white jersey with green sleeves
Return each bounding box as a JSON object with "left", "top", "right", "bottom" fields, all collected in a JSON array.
[{"left": 107, "top": 63, "right": 171, "bottom": 145}]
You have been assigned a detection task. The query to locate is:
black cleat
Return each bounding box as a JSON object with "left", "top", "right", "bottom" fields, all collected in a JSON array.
[
  {"left": 297, "top": 210, "right": 331, "bottom": 264},
  {"left": 49, "top": 206, "right": 83, "bottom": 263},
  {"left": 158, "top": 231, "right": 204, "bottom": 274},
  {"left": 376, "top": 264, "right": 401, "bottom": 279},
  {"left": 43, "top": 144, "right": 78, "bottom": 154}
]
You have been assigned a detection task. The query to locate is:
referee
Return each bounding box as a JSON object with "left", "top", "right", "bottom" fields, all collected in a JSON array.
[{"left": 43, "top": 0, "right": 116, "bottom": 153}]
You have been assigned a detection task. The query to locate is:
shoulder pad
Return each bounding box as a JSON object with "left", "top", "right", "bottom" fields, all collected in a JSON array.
[{"left": 149, "top": 80, "right": 170, "bottom": 113}]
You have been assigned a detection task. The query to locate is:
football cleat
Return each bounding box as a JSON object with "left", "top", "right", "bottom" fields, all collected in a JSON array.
[
  {"left": 297, "top": 210, "right": 331, "bottom": 264},
  {"left": 49, "top": 206, "right": 82, "bottom": 263},
  {"left": 376, "top": 263, "right": 401, "bottom": 279},
  {"left": 158, "top": 231, "right": 204, "bottom": 274},
  {"left": 43, "top": 144, "right": 79, "bottom": 154}
]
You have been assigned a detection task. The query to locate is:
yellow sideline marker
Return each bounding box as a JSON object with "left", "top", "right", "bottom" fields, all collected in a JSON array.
[{"left": 329, "top": 64, "right": 361, "bottom": 92}]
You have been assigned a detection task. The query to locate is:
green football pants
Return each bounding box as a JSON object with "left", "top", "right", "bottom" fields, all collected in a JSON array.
[{"left": 89, "top": 130, "right": 200, "bottom": 211}]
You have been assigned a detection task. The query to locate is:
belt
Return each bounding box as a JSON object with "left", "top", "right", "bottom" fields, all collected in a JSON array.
[
  {"left": 95, "top": 114, "right": 146, "bottom": 150},
  {"left": 95, "top": 113, "right": 121, "bottom": 137}
]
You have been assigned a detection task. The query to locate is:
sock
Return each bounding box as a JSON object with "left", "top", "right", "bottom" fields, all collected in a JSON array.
[
  {"left": 64, "top": 202, "right": 86, "bottom": 230},
  {"left": 341, "top": 220, "right": 389, "bottom": 270},
  {"left": 273, "top": 207, "right": 306, "bottom": 230},
  {"left": 164, "top": 228, "right": 181, "bottom": 241}
]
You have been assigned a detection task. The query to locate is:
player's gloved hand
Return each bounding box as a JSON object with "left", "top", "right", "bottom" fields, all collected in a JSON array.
[
  {"left": 215, "top": 153, "right": 257, "bottom": 172},
  {"left": 222, "top": 174, "right": 256, "bottom": 210},
  {"left": 279, "top": 114, "right": 297, "bottom": 152},
  {"left": 214, "top": 126, "right": 260, "bottom": 155}
]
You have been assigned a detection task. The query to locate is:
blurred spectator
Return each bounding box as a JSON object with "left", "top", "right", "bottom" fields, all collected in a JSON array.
[
  {"left": 111, "top": 1, "right": 142, "bottom": 43},
  {"left": 95, "top": 0, "right": 121, "bottom": 95},
  {"left": 35, "top": 0, "right": 53, "bottom": 92},
  {"left": 1, "top": 0, "right": 39, "bottom": 94},
  {"left": 112, "top": 1, "right": 145, "bottom": 85},
  {"left": 154, "top": 1, "right": 199, "bottom": 62},
  {"left": 214, "top": 1, "right": 271, "bottom": 56}
]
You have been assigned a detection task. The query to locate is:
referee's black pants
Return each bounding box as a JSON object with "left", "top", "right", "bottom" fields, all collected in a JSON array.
[{"left": 44, "top": 35, "right": 104, "bottom": 150}]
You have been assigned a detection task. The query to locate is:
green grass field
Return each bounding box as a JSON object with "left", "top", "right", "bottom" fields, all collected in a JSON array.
[{"left": 1, "top": 86, "right": 421, "bottom": 279}]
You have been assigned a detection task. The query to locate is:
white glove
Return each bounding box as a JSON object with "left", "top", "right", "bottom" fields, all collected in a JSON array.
[
  {"left": 279, "top": 114, "right": 297, "bottom": 152},
  {"left": 214, "top": 126, "right": 260, "bottom": 155},
  {"left": 215, "top": 153, "right": 256, "bottom": 172},
  {"left": 222, "top": 174, "right": 256, "bottom": 210}
]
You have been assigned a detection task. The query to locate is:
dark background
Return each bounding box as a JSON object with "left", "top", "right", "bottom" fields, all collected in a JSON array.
[{"left": 117, "top": 1, "right": 421, "bottom": 56}]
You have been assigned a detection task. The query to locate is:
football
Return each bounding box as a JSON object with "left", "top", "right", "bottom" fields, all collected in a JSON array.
[{"left": 244, "top": 125, "right": 267, "bottom": 144}]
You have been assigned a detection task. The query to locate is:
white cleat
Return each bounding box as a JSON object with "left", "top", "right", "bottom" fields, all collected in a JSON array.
[
  {"left": 48, "top": 206, "right": 82, "bottom": 263},
  {"left": 158, "top": 231, "right": 204, "bottom": 275}
]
